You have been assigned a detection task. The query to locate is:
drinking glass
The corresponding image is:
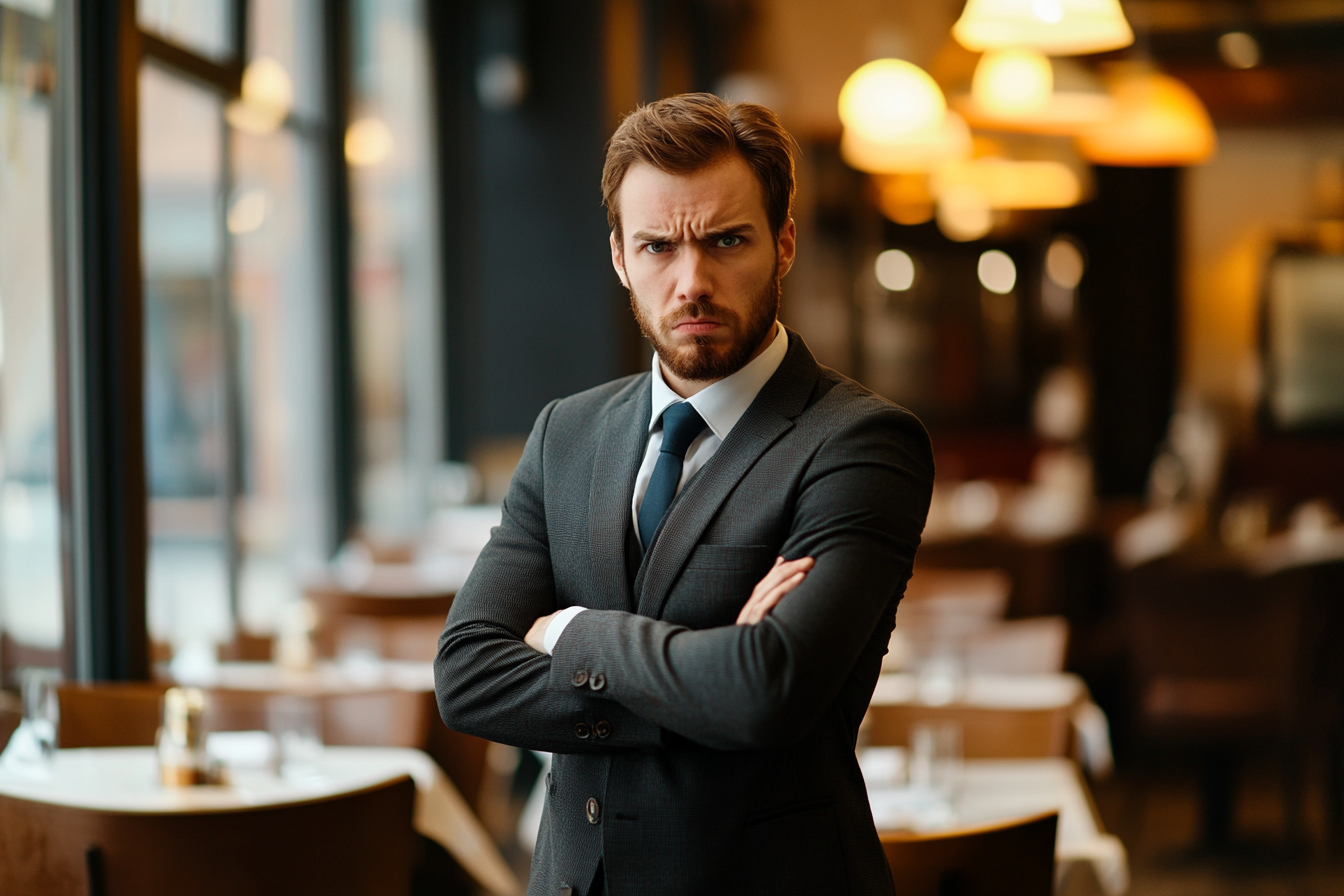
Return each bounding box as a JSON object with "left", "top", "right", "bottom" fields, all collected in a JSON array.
[
  {"left": 267, "top": 695, "right": 323, "bottom": 779},
  {"left": 21, "top": 667, "right": 61, "bottom": 760},
  {"left": 909, "top": 719, "right": 962, "bottom": 801}
]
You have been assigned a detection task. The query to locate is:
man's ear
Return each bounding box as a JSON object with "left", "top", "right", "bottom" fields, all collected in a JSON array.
[
  {"left": 610, "top": 230, "right": 629, "bottom": 288},
  {"left": 776, "top": 217, "right": 797, "bottom": 280}
]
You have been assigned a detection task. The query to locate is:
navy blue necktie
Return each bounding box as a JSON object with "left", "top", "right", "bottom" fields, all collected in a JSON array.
[{"left": 638, "top": 402, "right": 708, "bottom": 548}]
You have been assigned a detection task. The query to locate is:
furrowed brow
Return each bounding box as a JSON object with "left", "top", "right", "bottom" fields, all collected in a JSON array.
[
  {"left": 630, "top": 229, "right": 676, "bottom": 243},
  {"left": 704, "top": 223, "right": 758, "bottom": 240}
]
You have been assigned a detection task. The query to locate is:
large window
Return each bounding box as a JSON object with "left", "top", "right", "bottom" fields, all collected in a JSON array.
[
  {"left": 137, "top": 0, "right": 445, "bottom": 658},
  {"left": 348, "top": 0, "right": 442, "bottom": 541},
  {"left": 0, "top": 1, "right": 61, "bottom": 684}
]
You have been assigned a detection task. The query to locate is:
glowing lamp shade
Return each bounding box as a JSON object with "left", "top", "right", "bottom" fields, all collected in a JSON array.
[
  {"left": 973, "top": 48, "right": 1053, "bottom": 116},
  {"left": 934, "top": 157, "right": 1084, "bottom": 209},
  {"left": 1077, "top": 66, "right": 1216, "bottom": 166},
  {"left": 874, "top": 173, "right": 936, "bottom": 225},
  {"left": 953, "top": 0, "right": 1134, "bottom": 56},
  {"left": 957, "top": 55, "right": 1114, "bottom": 135},
  {"left": 840, "top": 112, "right": 971, "bottom": 175},
  {"left": 839, "top": 59, "right": 946, "bottom": 143}
]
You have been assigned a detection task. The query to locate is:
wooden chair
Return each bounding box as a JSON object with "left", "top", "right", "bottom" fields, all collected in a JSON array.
[
  {"left": 56, "top": 682, "right": 167, "bottom": 748},
  {"left": 0, "top": 775, "right": 417, "bottom": 896},
  {"left": 881, "top": 811, "right": 1058, "bottom": 896},
  {"left": 56, "top": 682, "right": 432, "bottom": 749},
  {"left": 304, "top": 571, "right": 454, "bottom": 662},
  {"left": 0, "top": 689, "right": 21, "bottom": 751},
  {"left": 865, "top": 702, "right": 1074, "bottom": 759},
  {"left": 1119, "top": 552, "right": 1342, "bottom": 845}
]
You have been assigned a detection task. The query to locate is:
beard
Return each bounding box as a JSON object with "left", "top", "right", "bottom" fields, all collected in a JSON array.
[{"left": 630, "top": 272, "right": 781, "bottom": 383}]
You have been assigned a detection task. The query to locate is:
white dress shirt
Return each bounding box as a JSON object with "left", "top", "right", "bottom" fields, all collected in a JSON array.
[{"left": 542, "top": 323, "right": 789, "bottom": 654}]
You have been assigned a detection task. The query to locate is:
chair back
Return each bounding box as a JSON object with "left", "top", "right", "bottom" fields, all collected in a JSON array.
[
  {"left": 57, "top": 682, "right": 432, "bottom": 749},
  {"left": 865, "top": 703, "right": 1072, "bottom": 759},
  {"left": 56, "top": 682, "right": 167, "bottom": 748},
  {"left": 0, "top": 775, "right": 417, "bottom": 896},
  {"left": 881, "top": 811, "right": 1058, "bottom": 896}
]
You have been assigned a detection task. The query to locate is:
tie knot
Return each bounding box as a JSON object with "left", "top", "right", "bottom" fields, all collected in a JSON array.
[{"left": 658, "top": 402, "right": 707, "bottom": 457}]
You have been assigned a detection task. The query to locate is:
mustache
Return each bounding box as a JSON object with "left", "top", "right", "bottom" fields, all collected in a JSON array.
[{"left": 663, "top": 301, "right": 739, "bottom": 329}]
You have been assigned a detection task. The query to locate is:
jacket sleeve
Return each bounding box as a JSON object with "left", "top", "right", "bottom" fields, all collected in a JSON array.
[
  {"left": 433, "top": 399, "right": 664, "bottom": 754},
  {"left": 545, "top": 406, "right": 933, "bottom": 751}
]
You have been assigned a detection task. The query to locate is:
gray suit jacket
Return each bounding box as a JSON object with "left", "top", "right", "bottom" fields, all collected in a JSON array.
[{"left": 435, "top": 330, "right": 934, "bottom": 896}]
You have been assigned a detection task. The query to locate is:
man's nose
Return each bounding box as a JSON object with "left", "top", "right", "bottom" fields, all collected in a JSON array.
[{"left": 673, "top": 246, "right": 713, "bottom": 303}]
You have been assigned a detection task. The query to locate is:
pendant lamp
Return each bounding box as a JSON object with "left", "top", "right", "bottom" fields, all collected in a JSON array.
[
  {"left": 953, "top": 0, "right": 1134, "bottom": 56},
  {"left": 1076, "top": 63, "right": 1216, "bottom": 166},
  {"left": 839, "top": 59, "right": 947, "bottom": 143},
  {"left": 840, "top": 112, "right": 972, "bottom": 175},
  {"left": 956, "top": 55, "right": 1114, "bottom": 135},
  {"left": 933, "top": 156, "right": 1085, "bottom": 209}
]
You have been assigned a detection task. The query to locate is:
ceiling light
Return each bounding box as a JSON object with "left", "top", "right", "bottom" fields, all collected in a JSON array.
[
  {"left": 1217, "top": 31, "right": 1260, "bottom": 70},
  {"left": 840, "top": 112, "right": 972, "bottom": 174},
  {"left": 957, "top": 55, "right": 1114, "bottom": 134},
  {"left": 937, "top": 185, "right": 994, "bottom": 241},
  {"left": 934, "top": 157, "right": 1084, "bottom": 209},
  {"left": 953, "top": 0, "right": 1134, "bottom": 56},
  {"left": 874, "top": 173, "right": 936, "bottom": 225},
  {"left": 875, "top": 249, "right": 916, "bottom": 291},
  {"left": 979, "top": 249, "right": 1018, "bottom": 293},
  {"left": 973, "top": 47, "right": 1053, "bottom": 116},
  {"left": 839, "top": 59, "right": 947, "bottom": 143},
  {"left": 1046, "top": 236, "right": 1085, "bottom": 288},
  {"left": 1076, "top": 63, "right": 1216, "bottom": 166}
]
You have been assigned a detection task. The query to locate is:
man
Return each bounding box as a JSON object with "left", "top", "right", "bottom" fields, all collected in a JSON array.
[{"left": 436, "top": 93, "right": 933, "bottom": 896}]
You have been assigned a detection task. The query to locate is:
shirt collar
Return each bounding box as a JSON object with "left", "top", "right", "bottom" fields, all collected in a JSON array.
[{"left": 648, "top": 322, "right": 788, "bottom": 440}]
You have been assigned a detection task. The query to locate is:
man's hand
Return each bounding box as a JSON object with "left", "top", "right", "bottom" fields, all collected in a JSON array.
[
  {"left": 525, "top": 611, "right": 559, "bottom": 653},
  {"left": 736, "top": 556, "right": 814, "bottom": 625}
]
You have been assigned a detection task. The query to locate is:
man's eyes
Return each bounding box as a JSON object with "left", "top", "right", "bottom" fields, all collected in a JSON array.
[{"left": 641, "top": 235, "right": 743, "bottom": 253}]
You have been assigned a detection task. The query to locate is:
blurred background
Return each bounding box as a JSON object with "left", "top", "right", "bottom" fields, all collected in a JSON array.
[{"left": 2, "top": 1, "right": 1344, "bottom": 892}]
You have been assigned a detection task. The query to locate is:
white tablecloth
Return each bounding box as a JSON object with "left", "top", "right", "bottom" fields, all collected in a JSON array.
[
  {"left": 865, "top": 755, "right": 1128, "bottom": 895},
  {"left": 0, "top": 742, "right": 521, "bottom": 896}
]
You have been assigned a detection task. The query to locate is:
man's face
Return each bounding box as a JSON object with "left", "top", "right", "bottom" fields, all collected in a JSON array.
[{"left": 611, "top": 154, "right": 795, "bottom": 391}]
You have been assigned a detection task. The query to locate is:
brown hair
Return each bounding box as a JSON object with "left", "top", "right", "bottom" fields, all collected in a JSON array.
[{"left": 602, "top": 93, "right": 799, "bottom": 246}]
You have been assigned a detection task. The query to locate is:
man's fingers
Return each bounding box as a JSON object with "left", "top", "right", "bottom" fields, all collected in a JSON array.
[{"left": 736, "top": 560, "right": 812, "bottom": 624}]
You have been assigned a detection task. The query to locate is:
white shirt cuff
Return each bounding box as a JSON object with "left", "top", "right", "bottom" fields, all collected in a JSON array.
[{"left": 543, "top": 606, "right": 587, "bottom": 655}]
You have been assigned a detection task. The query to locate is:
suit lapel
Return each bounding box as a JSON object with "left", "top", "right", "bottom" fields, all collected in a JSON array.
[
  {"left": 588, "top": 375, "right": 651, "bottom": 610},
  {"left": 634, "top": 329, "right": 821, "bottom": 619}
]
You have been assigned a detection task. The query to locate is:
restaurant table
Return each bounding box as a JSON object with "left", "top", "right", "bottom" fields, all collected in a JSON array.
[
  {"left": 868, "top": 672, "right": 1113, "bottom": 776},
  {"left": 0, "top": 743, "right": 522, "bottom": 896},
  {"left": 864, "top": 755, "right": 1128, "bottom": 895},
  {"left": 159, "top": 659, "right": 493, "bottom": 812}
]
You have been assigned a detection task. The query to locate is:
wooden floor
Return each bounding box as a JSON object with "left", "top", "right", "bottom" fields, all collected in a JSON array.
[{"left": 1091, "top": 756, "right": 1344, "bottom": 896}]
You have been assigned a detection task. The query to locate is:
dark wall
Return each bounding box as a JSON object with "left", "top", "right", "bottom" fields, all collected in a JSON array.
[
  {"left": 431, "top": 0, "right": 631, "bottom": 459},
  {"left": 1075, "top": 166, "right": 1181, "bottom": 497}
]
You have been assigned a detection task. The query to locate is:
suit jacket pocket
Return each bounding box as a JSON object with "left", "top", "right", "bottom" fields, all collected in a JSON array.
[
  {"left": 744, "top": 797, "right": 849, "bottom": 896},
  {"left": 684, "top": 543, "right": 775, "bottom": 571},
  {"left": 667, "top": 544, "right": 776, "bottom": 627}
]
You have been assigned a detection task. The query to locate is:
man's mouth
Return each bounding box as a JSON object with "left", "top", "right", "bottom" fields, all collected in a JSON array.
[{"left": 672, "top": 318, "right": 722, "bottom": 336}]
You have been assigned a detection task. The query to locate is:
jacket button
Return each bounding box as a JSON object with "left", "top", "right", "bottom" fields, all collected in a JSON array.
[
  {"left": 586, "top": 797, "right": 601, "bottom": 824},
  {"left": 573, "top": 722, "right": 592, "bottom": 739},
  {"left": 588, "top": 672, "right": 606, "bottom": 692},
  {"left": 594, "top": 720, "right": 612, "bottom": 739},
  {"left": 571, "top": 670, "right": 589, "bottom": 687}
]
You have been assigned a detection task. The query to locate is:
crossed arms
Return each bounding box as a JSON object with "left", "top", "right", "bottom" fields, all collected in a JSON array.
[{"left": 434, "top": 399, "right": 933, "bottom": 754}]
